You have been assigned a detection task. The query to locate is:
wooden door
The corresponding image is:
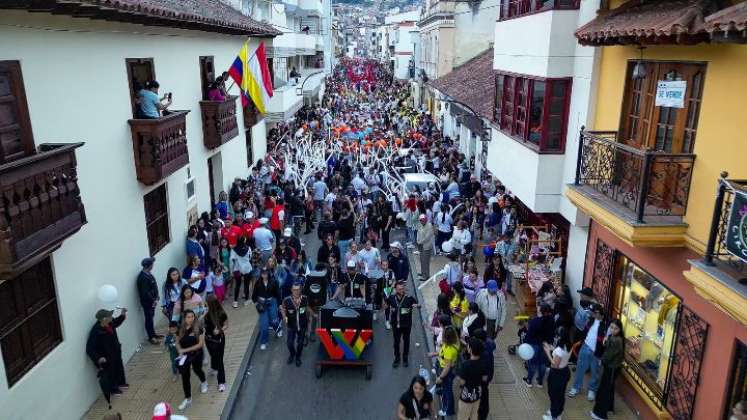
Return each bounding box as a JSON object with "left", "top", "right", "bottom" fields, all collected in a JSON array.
[
  {"left": 619, "top": 61, "right": 705, "bottom": 153},
  {"left": 0, "top": 61, "right": 35, "bottom": 164},
  {"left": 199, "top": 56, "right": 215, "bottom": 101}
]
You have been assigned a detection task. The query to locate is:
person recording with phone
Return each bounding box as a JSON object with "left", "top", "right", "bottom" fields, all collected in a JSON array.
[{"left": 136, "top": 80, "right": 172, "bottom": 119}]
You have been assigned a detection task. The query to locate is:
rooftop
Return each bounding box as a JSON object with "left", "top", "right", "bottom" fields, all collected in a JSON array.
[{"left": 428, "top": 49, "right": 495, "bottom": 121}]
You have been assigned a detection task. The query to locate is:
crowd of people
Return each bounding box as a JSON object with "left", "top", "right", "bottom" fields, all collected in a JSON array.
[{"left": 89, "top": 59, "right": 638, "bottom": 420}]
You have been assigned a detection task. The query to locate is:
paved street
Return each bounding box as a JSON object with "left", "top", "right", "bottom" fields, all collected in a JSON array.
[{"left": 229, "top": 229, "right": 433, "bottom": 420}]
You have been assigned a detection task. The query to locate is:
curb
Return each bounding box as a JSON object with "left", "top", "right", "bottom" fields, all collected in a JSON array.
[
  {"left": 220, "top": 319, "right": 261, "bottom": 420},
  {"left": 407, "top": 248, "right": 437, "bottom": 358}
]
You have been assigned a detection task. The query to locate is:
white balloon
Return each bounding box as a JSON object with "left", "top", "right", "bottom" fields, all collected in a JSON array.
[
  {"left": 97, "top": 284, "right": 118, "bottom": 304},
  {"left": 517, "top": 343, "right": 535, "bottom": 361},
  {"left": 441, "top": 240, "right": 454, "bottom": 253}
]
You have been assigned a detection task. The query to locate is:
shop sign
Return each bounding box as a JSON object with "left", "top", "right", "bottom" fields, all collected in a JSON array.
[
  {"left": 655, "top": 80, "right": 686, "bottom": 108},
  {"left": 726, "top": 189, "right": 747, "bottom": 263}
]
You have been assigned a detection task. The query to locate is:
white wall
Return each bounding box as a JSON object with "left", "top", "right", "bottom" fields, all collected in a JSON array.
[
  {"left": 453, "top": 0, "right": 500, "bottom": 67},
  {"left": 493, "top": 10, "right": 580, "bottom": 78},
  {"left": 486, "top": 129, "right": 565, "bottom": 213},
  {"left": 0, "top": 11, "right": 266, "bottom": 420}
]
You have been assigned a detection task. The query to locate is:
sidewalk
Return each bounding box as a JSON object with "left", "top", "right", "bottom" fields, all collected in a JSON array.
[
  {"left": 409, "top": 246, "right": 638, "bottom": 420},
  {"left": 84, "top": 302, "right": 258, "bottom": 420}
]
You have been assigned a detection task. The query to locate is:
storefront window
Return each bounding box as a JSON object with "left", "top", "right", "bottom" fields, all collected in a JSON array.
[
  {"left": 615, "top": 256, "right": 680, "bottom": 399},
  {"left": 725, "top": 341, "right": 747, "bottom": 419}
]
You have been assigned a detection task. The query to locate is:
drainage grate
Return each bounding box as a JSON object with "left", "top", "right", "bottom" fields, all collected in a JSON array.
[{"left": 492, "top": 354, "right": 516, "bottom": 384}]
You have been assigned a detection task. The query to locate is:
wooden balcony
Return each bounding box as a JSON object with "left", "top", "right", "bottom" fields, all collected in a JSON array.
[
  {"left": 128, "top": 110, "right": 190, "bottom": 185},
  {"left": 0, "top": 143, "right": 87, "bottom": 275},
  {"left": 566, "top": 129, "right": 696, "bottom": 247},
  {"left": 200, "top": 96, "right": 239, "bottom": 149}
]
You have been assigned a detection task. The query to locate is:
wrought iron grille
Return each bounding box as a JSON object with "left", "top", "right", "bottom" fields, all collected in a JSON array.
[
  {"left": 666, "top": 306, "right": 709, "bottom": 420},
  {"left": 591, "top": 239, "right": 615, "bottom": 311},
  {"left": 705, "top": 176, "right": 747, "bottom": 279},
  {"left": 574, "top": 130, "right": 696, "bottom": 223}
]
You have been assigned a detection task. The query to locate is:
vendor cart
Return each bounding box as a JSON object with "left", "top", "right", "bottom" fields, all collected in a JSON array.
[{"left": 314, "top": 299, "right": 374, "bottom": 380}]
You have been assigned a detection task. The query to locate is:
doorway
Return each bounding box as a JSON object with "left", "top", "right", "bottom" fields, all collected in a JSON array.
[{"left": 207, "top": 153, "right": 223, "bottom": 207}]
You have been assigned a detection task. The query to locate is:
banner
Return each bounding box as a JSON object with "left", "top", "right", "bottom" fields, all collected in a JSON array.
[
  {"left": 655, "top": 80, "right": 686, "bottom": 108},
  {"left": 726, "top": 189, "right": 747, "bottom": 262}
]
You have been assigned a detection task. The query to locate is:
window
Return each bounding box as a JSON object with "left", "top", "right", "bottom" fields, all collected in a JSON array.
[
  {"left": 0, "top": 60, "right": 35, "bottom": 164},
  {"left": 199, "top": 56, "right": 215, "bottom": 101},
  {"left": 144, "top": 184, "right": 170, "bottom": 256},
  {"left": 0, "top": 258, "right": 62, "bottom": 386},
  {"left": 125, "top": 58, "right": 156, "bottom": 118},
  {"left": 612, "top": 255, "right": 680, "bottom": 403},
  {"left": 619, "top": 61, "right": 705, "bottom": 153},
  {"left": 499, "top": 0, "right": 580, "bottom": 20},
  {"left": 495, "top": 72, "right": 571, "bottom": 153},
  {"left": 725, "top": 341, "right": 747, "bottom": 419}
]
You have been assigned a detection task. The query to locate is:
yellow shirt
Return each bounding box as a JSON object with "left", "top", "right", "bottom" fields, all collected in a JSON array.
[
  {"left": 438, "top": 344, "right": 459, "bottom": 369},
  {"left": 450, "top": 296, "right": 469, "bottom": 328}
]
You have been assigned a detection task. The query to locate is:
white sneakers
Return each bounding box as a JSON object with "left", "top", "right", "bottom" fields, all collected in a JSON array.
[
  {"left": 385, "top": 321, "right": 391, "bottom": 330},
  {"left": 260, "top": 343, "right": 267, "bottom": 350},
  {"left": 542, "top": 415, "right": 561, "bottom": 420},
  {"left": 232, "top": 301, "right": 239, "bottom": 309},
  {"left": 373, "top": 312, "right": 378, "bottom": 321},
  {"left": 437, "top": 410, "right": 447, "bottom": 417},
  {"left": 178, "top": 398, "right": 192, "bottom": 411},
  {"left": 243, "top": 300, "right": 250, "bottom": 307},
  {"left": 218, "top": 383, "right": 226, "bottom": 392},
  {"left": 568, "top": 388, "right": 579, "bottom": 397},
  {"left": 276, "top": 325, "right": 283, "bottom": 337},
  {"left": 590, "top": 411, "right": 603, "bottom": 420},
  {"left": 587, "top": 390, "right": 596, "bottom": 401},
  {"left": 200, "top": 381, "right": 208, "bottom": 393}
]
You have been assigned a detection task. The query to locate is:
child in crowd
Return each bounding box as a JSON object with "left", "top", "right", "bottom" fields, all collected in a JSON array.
[
  {"left": 164, "top": 321, "right": 179, "bottom": 381},
  {"left": 212, "top": 263, "right": 226, "bottom": 303}
]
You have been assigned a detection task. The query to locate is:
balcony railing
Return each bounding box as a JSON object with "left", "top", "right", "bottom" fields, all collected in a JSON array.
[
  {"left": 499, "top": 0, "right": 580, "bottom": 20},
  {"left": 704, "top": 174, "right": 747, "bottom": 281},
  {"left": 128, "top": 110, "right": 190, "bottom": 185},
  {"left": 0, "top": 143, "right": 87, "bottom": 275},
  {"left": 573, "top": 129, "right": 696, "bottom": 223},
  {"left": 200, "top": 96, "right": 239, "bottom": 149}
]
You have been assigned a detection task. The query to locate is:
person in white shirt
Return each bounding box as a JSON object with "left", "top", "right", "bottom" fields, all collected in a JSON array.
[
  {"left": 569, "top": 304, "right": 605, "bottom": 401},
  {"left": 358, "top": 240, "right": 381, "bottom": 274},
  {"left": 543, "top": 327, "right": 572, "bottom": 420},
  {"left": 475, "top": 280, "right": 506, "bottom": 339},
  {"left": 351, "top": 172, "right": 366, "bottom": 195},
  {"left": 450, "top": 221, "right": 472, "bottom": 257},
  {"left": 252, "top": 218, "right": 275, "bottom": 264},
  {"left": 434, "top": 207, "right": 453, "bottom": 253}
]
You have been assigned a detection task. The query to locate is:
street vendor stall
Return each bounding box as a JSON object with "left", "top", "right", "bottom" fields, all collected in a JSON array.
[{"left": 509, "top": 224, "right": 563, "bottom": 315}]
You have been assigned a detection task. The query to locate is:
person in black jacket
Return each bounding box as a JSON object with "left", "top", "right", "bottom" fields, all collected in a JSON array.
[
  {"left": 523, "top": 304, "right": 555, "bottom": 388},
  {"left": 317, "top": 212, "right": 337, "bottom": 241},
  {"left": 385, "top": 281, "right": 419, "bottom": 368},
  {"left": 137, "top": 257, "right": 161, "bottom": 345},
  {"left": 387, "top": 244, "right": 410, "bottom": 282},
  {"left": 86, "top": 308, "right": 128, "bottom": 395},
  {"left": 280, "top": 281, "right": 309, "bottom": 366},
  {"left": 317, "top": 234, "right": 340, "bottom": 267},
  {"left": 474, "top": 329, "right": 495, "bottom": 420},
  {"left": 252, "top": 269, "right": 282, "bottom": 350}
]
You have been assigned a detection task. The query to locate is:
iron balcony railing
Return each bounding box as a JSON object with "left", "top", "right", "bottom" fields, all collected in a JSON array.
[
  {"left": 573, "top": 129, "right": 696, "bottom": 223},
  {"left": 704, "top": 173, "right": 747, "bottom": 280},
  {"left": 499, "top": 0, "right": 580, "bottom": 20}
]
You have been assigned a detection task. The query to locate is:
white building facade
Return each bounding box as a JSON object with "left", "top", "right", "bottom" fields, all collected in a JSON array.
[
  {"left": 383, "top": 10, "right": 421, "bottom": 80},
  {"left": 0, "top": 3, "right": 277, "bottom": 419},
  {"left": 488, "top": 0, "right": 600, "bottom": 294}
]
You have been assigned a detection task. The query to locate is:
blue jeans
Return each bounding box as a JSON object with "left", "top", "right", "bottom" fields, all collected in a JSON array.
[
  {"left": 437, "top": 366, "right": 456, "bottom": 415},
  {"left": 526, "top": 344, "right": 546, "bottom": 385},
  {"left": 573, "top": 343, "right": 601, "bottom": 392},
  {"left": 338, "top": 239, "right": 351, "bottom": 261},
  {"left": 258, "top": 298, "right": 279, "bottom": 345}
]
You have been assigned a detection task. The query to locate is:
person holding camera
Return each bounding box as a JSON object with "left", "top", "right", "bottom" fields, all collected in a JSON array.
[{"left": 137, "top": 80, "right": 172, "bottom": 119}]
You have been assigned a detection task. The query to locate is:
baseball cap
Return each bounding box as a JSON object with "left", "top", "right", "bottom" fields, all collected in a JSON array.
[
  {"left": 347, "top": 260, "right": 357, "bottom": 268},
  {"left": 486, "top": 280, "right": 498, "bottom": 292},
  {"left": 95, "top": 309, "right": 114, "bottom": 321},
  {"left": 590, "top": 303, "right": 605, "bottom": 314},
  {"left": 152, "top": 402, "right": 172, "bottom": 420},
  {"left": 283, "top": 227, "right": 292, "bottom": 237},
  {"left": 141, "top": 257, "right": 155, "bottom": 268},
  {"left": 577, "top": 287, "right": 594, "bottom": 298},
  {"left": 259, "top": 217, "right": 269, "bottom": 225},
  {"left": 245, "top": 211, "right": 254, "bottom": 219}
]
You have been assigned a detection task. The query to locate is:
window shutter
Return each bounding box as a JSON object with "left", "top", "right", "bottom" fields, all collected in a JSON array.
[
  {"left": 665, "top": 305, "right": 708, "bottom": 420},
  {"left": 0, "top": 61, "right": 35, "bottom": 164}
]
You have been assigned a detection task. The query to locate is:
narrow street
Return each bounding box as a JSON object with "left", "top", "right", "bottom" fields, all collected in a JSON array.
[{"left": 229, "top": 230, "right": 432, "bottom": 420}]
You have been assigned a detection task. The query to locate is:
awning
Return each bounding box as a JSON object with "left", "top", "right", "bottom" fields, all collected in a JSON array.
[
  {"left": 705, "top": 1, "right": 747, "bottom": 42},
  {"left": 575, "top": 0, "right": 721, "bottom": 46}
]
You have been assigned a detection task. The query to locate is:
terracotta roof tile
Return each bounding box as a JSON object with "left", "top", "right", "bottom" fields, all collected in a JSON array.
[
  {"left": 575, "top": 0, "right": 720, "bottom": 46},
  {"left": 428, "top": 49, "right": 494, "bottom": 121},
  {"left": 705, "top": 0, "right": 747, "bottom": 35},
  {"left": 3, "top": 0, "right": 280, "bottom": 36}
]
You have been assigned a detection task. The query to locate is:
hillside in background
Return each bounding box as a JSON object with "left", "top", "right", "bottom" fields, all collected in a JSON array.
[{"left": 334, "top": 0, "right": 419, "bottom": 12}]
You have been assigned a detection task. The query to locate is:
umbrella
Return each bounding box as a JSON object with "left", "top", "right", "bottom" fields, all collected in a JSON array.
[{"left": 97, "top": 367, "right": 112, "bottom": 409}]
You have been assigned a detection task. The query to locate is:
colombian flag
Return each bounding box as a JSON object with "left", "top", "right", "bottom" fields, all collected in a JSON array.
[{"left": 228, "top": 40, "right": 274, "bottom": 113}]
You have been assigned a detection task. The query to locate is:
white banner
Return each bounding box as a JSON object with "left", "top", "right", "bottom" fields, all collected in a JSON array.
[{"left": 655, "top": 80, "right": 687, "bottom": 108}]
